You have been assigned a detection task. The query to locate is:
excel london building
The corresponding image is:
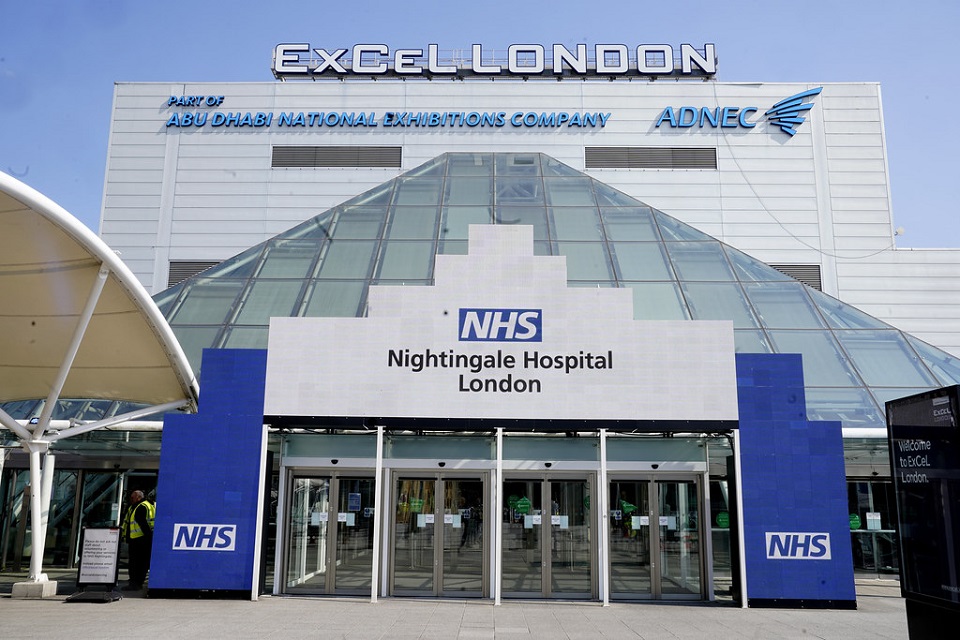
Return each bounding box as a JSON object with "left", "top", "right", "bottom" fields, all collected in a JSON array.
[{"left": 3, "top": 42, "right": 960, "bottom": 606}]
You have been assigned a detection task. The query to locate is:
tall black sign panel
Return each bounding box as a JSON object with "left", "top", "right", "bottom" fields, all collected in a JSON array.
[{"left": 887, "top": 386, "right": 960, "bottom": 612}]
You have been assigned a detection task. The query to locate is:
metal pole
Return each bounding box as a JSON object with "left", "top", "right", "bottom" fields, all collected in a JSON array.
[
  {"left": 494, "top": 427, "right": 503, "bottom": 606},
  {"left": 371, "top": 425, "right": 384, "bottom": 603},
  {"left": 732, "top": 430, "right": 749, "bottom": 608},
  {"left": 34, "top": 268, "right": 109, "bottom": 438},
  {"left": 26, "top": 444, "right": 47, "bottom": 581},
  {"left": 599, "top": 429, "right": 610, "bottom": 606}
]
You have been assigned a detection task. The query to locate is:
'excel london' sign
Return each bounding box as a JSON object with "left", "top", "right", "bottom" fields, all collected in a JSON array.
[{"left": 272, "top": 43, "right": 717, "bottom": 79}]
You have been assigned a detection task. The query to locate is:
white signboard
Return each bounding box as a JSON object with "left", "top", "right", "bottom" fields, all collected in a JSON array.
[
  {"left": 77, "top": 528, "right": 121, "bottom": 585},
  {"left": 266, "top": 226, "right": 738, "bottom": 425}
]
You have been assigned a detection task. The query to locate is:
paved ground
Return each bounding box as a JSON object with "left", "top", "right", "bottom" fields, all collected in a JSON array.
[{"left": 0, "top": 570, "right": 906, "bottom": 639}]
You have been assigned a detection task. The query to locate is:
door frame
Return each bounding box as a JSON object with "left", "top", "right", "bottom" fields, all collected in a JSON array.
[
  {"left": 500, "top": 472, "right": 598, "bottom": 599},
  {"left": 280, "top": 469, "right": 377, "bottom": 595},
  {"left": 606, "top": 472, "right": 706, "bottom": 600},
  {"left": 387, "top": 470, "right": 491, "bottom": 598}
]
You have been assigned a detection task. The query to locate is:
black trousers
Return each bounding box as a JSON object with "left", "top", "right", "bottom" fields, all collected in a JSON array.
[{"left": 127, "top": 537, "right": 152, "bottom": 587}]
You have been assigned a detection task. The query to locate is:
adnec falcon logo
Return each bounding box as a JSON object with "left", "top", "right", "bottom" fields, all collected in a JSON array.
[{"left": 765, "top": 87, "right": 823, "bottom": 136}]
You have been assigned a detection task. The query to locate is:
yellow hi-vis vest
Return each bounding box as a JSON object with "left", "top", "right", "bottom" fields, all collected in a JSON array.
[{"left": 124, "top": 501, "right": 156, "bottom": 539}]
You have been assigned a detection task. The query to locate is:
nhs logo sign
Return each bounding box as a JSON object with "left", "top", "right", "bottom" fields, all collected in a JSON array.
[
  {"left": 173, "top": 524, "right": 237, "bottom": 551},
  {"left": 459, "top": 308, "right": 542, "bottom": 342},
  {"left": 765, "top": 532, "right": 831, "bottom": 560}
]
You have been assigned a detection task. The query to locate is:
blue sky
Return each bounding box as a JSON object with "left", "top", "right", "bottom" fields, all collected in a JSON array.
[{"left": 1, "top": 1, "right": 957, "bottom": 248}]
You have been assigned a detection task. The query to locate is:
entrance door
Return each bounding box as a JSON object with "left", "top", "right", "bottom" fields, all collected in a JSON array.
[
  {"left": 392, "top": 475, "right": 485, "bottom": 597},
  {"left": 283, "top": 475, "right": 376, "bottom": 594},
  {"left": 608, "top": 478, "right": 703, "bottom": 599},
  {"left": 501, "top": 478, "right": 594, "bottom": 598}
]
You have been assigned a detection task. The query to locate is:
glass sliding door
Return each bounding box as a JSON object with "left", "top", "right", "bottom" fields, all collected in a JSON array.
[
  {"left": 393, "top": 478, "right": 436, "bottom": 594},
  {"left": 393, "top": 474, "right": 486, "bottom": 597},
  {"left": 501, "top": 480, "right": 543, "bottom": 595},
  {"left": 657, "top": 480, "right": 702, "bottom": 598},
  {"left": 283, "top": 475, "right": 375, "bottom": 595},
  {"left": 502, "top": 477, "right": 595, "bottom": 598},
  {"left": 608, "top": 480, "right": 652, "bottom": 597},
  {"left": 607, "top": 477, "right": 704, "bottom": 600}
]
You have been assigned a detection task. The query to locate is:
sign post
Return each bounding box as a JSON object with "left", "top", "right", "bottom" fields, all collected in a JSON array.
[{"left": 66, "top": 527, "right": 122, "bottom": 603}]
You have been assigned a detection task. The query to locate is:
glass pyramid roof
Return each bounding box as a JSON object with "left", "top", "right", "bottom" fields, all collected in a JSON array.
[{"left": 150, "top": 152, "right": 960, "bottom": 431}]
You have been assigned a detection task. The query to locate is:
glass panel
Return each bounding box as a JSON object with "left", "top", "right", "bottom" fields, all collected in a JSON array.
[
  {"left": 497, "top": 207, "right": 549, "bottom": 242},
  {"left": 654, "top": 210, "right": 712, "bottom": 241},
  {"left": 836, "top": 330, "right": 939, "bottom": 387},
  {"left": 734, "top": 329, "right": 773, "bottom": 353},
  {"left": 442, "top": 479, "right": 484, "bottom": 595},
  {"left": 544, "top": 177, "right": 596, "bottom": 206},
  {"left": 447, "top": 153, "right": 494, "bottom": 176},
  {"left": 557, "top": 242, "right": 614, "bottom": 281},
  {"left": 550, "top": 207, "right": 603, "bottom": 241},
  {"left": 681, "top": 282, "right": 760, "bottom": 328},
  {"left": 542, "top": 156, "right": 581, "bottom": 177},
  {"left": 495, "top": 154, "right": 540, "bottom": 175},
  {"left": 386, "top": 206, "right": 438, "bottom": 240},
  {"left": 258, "top": 240, "right": 320, "bottom": 279},
  {"left": 601, "top": 207, "right": 659, "bottom": 241},
  {"left": 551, "top": 480, "right": 591, "bottom": 595},
  {"left": 609, "top": 481, "right": 651, "bottom": 597},
  {"left": 386, "top": 436, "right": 494, "bottom": 460},
  {"left": 331, "top": 206, "right": 386, "bottom": 239},
  {"left": 302, "top": 281, "right": 365, "bottom": 317},
  {"left": 870, "top": 387, "right": 938, "bottom": 407},
  {"left": 906, "top": 336, "right": 960, "bottom": 386},
  {"left": 808, "top": 288, "right": 890, "bottom": 330},
  {"left": 170, "top": 326, "right": 221, "bottom": 372},
  {"left": 393, "top": 478, "right": 436, "bottom": 593},
  {"left": 623, "top": 283, "right": 688, "bottom": 321},
  {"left": 444, "top": 177, "right": 493, "bottom": 206},
  {"left": 723, "top": 246, "right": 793, "bottom": 283},
  {"left": 658, "top": 480, "right": 701, "bottom": 596},
  {"left": 502, "top": 480, "right": 542, "bottom": 593},
  {"left": 766, "top": 330, "right": 862, "bottom": 387},
  {"left": 351, "top": 181, "right": 395, "bottom": 207},
  {"left": 612, "top": 242, "right": 674, "bottom": 281},
  {"left": 285, "top": 216, "right": 334, "bottom": 240},
  {"left": 394, "top": 177, "right": 443, "bottom": 205},
  {"left": 334, "top": 478, "right": 376, "bottom": 593},
  {"left": 440, "top": 206, "right": 493, "bottom": 241},
  {"left": 438, "top": 240, "right": 468, "bottom": 255},
  {"left": 745, "top": 282, "right": 826, "bottom": 329},
  {"left": 285, "top": 477, "right": 330, "bottom": 592},
  {"left": 666, "top": 242, "right": 736, "bottom": 281},
  {"left": 235, "top": 280, "right": 303, "bottom": 323},
  {"left": 594, "top": 183, "right": 639, "bottom": 207},
  {"left": 222, "top": 326, "right": 269, "bottom": 349},
  {"left": 847, "top": 481, "right": 899, "bottom": 576},
  {"left": 203, "top": 249, "right": 263, "bottom": 280},
  {"left": 497, "top": 177, "right": 545, "bottom": 205},
  {"left": 316, "top": 241, "right": 378, "bottom": 279},
  {"left": 804, "top": 387, "right": 885, "bottom": 427},
  {"left": 153, "top": 284, "right": 183, "bottom": 316},
  {"left": 170, "top": 279, "right": 245, "bottom": 324},
  {"left": 377, "top": 241, "right": 434, "bottom": 280}
]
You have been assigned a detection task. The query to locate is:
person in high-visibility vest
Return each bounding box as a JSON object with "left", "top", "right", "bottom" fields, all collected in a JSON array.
[{"left": 121, "top": 489, "right": 155, "bottom": 591}]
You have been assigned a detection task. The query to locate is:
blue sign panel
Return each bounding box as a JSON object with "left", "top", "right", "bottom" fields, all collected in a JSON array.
[
  {"left": 736, "top": 353, "right": 856, "bottom": 608},
  {"left": 148, "top": 349, "right": 268, "bottom": 595},
  {"left": 458, "top": 308, "right": 542, "bottom": 342}
]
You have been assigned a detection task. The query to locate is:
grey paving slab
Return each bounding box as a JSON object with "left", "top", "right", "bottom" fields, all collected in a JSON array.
[{"left": 0, "top": 572, "right": 907, "bottom": 640}]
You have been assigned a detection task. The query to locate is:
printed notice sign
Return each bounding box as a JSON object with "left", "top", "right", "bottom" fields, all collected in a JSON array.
[{"left": 77, "top": 528, "right": 121, "bottom": 586}]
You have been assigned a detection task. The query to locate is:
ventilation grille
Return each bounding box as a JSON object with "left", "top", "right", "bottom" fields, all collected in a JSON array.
[
  {"left": 770, "top": 264, "right": 822, "bottom": 291},
  {"left": 272, "top": 146, "right": 402, "bottom": 168},
  {"left": 168, "top": 261, "right": 219, "bottom": 287},
  {"left": 585, "top": 147, "right": 717, "bottom": 169}
]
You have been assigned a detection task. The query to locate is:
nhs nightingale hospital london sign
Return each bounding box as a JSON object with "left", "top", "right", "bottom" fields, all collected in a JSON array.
[
  {"left": 272, "top": 43, "right": 716, "bottom": 79},
  {"left": 264, "top": 226, "right": 737, "bottom": 427}
]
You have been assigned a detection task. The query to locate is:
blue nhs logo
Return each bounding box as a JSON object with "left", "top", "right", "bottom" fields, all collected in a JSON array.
[
  {"left": 765, "top": 532, "right": 831, "bottom": 560},
  {"left": 173, "top": 523, "right": 237, "bottom": 551},
  {"left": 459, "top": 308, "right": 542, "bottom": 342}
]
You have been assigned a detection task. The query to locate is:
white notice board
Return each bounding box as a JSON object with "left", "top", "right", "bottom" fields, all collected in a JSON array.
[{"left": 77, "top": 528, "right": 121, "bottom": 586}]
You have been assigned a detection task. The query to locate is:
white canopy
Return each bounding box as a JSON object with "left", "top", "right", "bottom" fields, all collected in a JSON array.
[{"left": 0, "top": 171, "right": 198, "bottom": 406}]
